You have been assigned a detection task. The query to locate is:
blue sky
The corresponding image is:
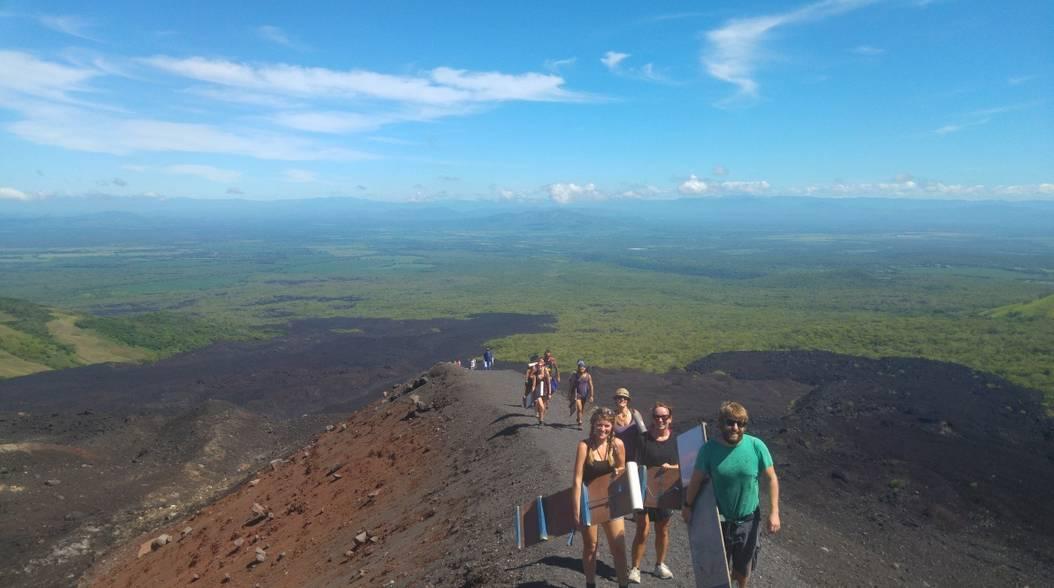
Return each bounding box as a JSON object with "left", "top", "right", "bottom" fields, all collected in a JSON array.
[{"left": 0, "top": 0, "right": 1051, "bottom": 202}]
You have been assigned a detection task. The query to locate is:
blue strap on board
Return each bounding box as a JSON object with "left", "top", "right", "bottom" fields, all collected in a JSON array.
[
  {"left": 514, "top": 505, "right": 523, "bottom": 549},
  {"left": 639, "top": 464, "right": 648, "bottom": 502},
  {"left": 536, "top": 496, "right": 549, "bottom": 541},
  {"left": 580, "top": 483, "right": 592, "bottom": 527}
]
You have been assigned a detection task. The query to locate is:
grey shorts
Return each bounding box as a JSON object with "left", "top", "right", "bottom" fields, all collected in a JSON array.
[{"left": 721, "top": 508, "right": 761, "bottom": 577}]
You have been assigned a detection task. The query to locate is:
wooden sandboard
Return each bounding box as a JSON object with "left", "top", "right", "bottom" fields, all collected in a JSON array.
[
  {"left": 679, "top": 424, "right": 732, "bottom": 588},
  {"left": 639, "top": 464, "right": 683, "bottom": 510},
  {"left": 515, "top": 462, "right": 643, "bottom": 549}
]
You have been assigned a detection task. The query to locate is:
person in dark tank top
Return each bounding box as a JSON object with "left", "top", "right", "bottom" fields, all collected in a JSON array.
[{"left": 573, "top": 407, "right": 630, "bottom": 588}]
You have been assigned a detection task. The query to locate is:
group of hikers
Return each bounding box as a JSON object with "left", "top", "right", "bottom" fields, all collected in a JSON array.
[
  {"left": 520, "top": 350, "right": 780, "bottom": 588},
  {"left": 521, "top": 349, "right": 595, "bottom": 428}
]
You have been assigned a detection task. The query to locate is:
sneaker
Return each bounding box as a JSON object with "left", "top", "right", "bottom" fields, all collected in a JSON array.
[
  {"left": 654, "top": 562, "right": 673, "bottom": 579},
  {"left": 628, "top": 567, "right": 641, "bottom": 584}
]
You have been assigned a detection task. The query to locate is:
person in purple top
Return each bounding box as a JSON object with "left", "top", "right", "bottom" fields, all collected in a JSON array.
[{"left": 612, "top": 387, "right": 646, "bottom": 463}]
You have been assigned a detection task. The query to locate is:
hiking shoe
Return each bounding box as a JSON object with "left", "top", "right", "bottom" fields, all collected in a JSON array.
[
  {"left": 654, "top": 562, "right": 673, "bottom": 579},
  {"left": 628, "top": 567, "right": 641, "bottom": 584}
]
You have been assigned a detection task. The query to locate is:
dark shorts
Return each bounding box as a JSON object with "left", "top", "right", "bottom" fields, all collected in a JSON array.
[
  {"left": 721, "top": 508, "right": 761, "bottom": 577},
  {"left": 643, "top": 507, "right": 673, "bottom": 523}
]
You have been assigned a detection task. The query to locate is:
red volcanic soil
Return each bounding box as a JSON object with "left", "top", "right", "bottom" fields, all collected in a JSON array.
[
  {"left": 0, "top": 315, "right": 550, "bottom": 588},
  {"left": 81, "top": 353, "right": 1053, "bottom": 587}
]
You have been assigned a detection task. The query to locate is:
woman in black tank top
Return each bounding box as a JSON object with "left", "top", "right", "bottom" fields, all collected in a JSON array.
[{"left": 572, "top": 407, "right": 630, "bottom": 588}]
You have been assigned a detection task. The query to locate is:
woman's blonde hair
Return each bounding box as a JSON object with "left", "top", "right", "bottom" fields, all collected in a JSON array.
[{"left": 588, "top": 407, "right": 618, "bottom": 467}]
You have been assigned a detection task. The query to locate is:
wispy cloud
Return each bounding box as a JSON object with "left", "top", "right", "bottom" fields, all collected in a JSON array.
[
  {"left": 601, "top": 51, "right": 630, "bottom": 71},
  {"left": 256, "top": 25, "right": 304, "bottom": 50},
  {"left": 164, "top": 164, "right": 241, "bottom": 183},
  {"left": 852, "top": 45, "right": 884, "bottom": 56},
  {"left": 679, "top": 174, "right": 770, "bottom": 196},
  {"left": 37, "top": 14, "right": 101, "bottom": 42},
  {"left": 0, "top": 50, "right": 100, "bottom": 103},
  {"left": 933, "top": 101, "right": 1040, "bottom": 135},
  {"left": 143, "top": 56, "right": 587, "bottom": 104},
  {"left": 544, "top": 57, "right": 577, "bottom": 72},
  {"left": 702, "top": 0, "right": 876, "bottom": 105},
  {"left": 1008, "top": 74, "right": 1038, "bottom": 86},
  {"left": 0, "top": 187, "right": 31, "bottom": 200},
  {"left": 283, "top": 169, "right": 318, "bottom": 183},
  {"left": 600, "top": 51, "right": 670, "bottom": 83},
  {"left": 793, "top": 177, "right": 1054, "bottom": 200}
]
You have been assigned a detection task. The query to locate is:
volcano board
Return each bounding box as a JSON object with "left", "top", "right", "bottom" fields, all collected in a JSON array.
[
  {"left": 514, "top": 462, "right": 643, "bottom": 549},
  {"left": 680, "top": 424, "right": 732, "bottom": 588}
]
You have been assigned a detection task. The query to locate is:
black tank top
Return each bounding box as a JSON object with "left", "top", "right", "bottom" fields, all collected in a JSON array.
[{"left": 583, "top": 444, "right": 615, "bottom": 484}]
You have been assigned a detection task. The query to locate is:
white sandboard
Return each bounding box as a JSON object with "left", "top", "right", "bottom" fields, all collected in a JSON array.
[{"left": 678, "top": 424, "right": 732, "bottom": 588}]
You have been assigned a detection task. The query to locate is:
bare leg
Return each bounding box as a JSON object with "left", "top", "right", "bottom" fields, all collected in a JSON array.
[
  {"left": 575, "top": 398, "right": 584, "bottom": 424},
  {"left": 654, "top": 517, "right": 671, "bottom": 564},
  {"left": 582, "top": 526, "right": 600, "bottom": 584},
  {"left": 631, "top": 513, "right": 649, "bottom": 568},
  {"left": 734, "top": 571, "right": 750, "bottom": 588},
  {"left": 603, "top": 519, "right": 629, "bottom": 585}
]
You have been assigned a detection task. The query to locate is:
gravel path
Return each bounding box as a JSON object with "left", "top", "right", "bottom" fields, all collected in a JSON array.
[{"left": 459, "top": 368, "right": 809, "bottom": 588}]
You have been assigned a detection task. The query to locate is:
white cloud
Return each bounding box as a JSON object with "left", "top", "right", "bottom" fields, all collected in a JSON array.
[
  {"left": 164, "top": 164, "right": 241, "bottom": 183},
  {"left": 852, "top": 45, "right": 884, "bottom": 56},
  {"left": 0, "top": 187, "right": 30, "bottom": 200},
  {"left": 548, "top": 182, "right": 600, "bottom": 204},
  {"left": 37, "top": 14, "right": 100, "bottom": 42},
  {"left": 7, "top": 105, "right": 373, "bottom": 161},
  {"left": 721, "top": 180, "right": 771, "bottom": 194},
  {"left": 702, "top": 0, "right": 875, "bottom": 104},
  {"left": 143, "top": 56, "right": 585, "bottom": 105},
  {"left": 678, "top": 174, "right": 710, "bottom": 195},
  {"left": 283, "top": 169, "right": 317, "bottom": 183},
  {"left": 601, "top": 51, "right": 630, "bottom": 71},
  {"left": 0, "top": 50, "right": 99, "bottom": 103},
  {"left": 790, "top": 178, "right": 1054, "bottom": 200}
]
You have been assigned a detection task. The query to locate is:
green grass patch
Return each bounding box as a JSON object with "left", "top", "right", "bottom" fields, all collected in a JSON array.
[{"left": 76, "top": 312, "right": 262, "bottom": 355}]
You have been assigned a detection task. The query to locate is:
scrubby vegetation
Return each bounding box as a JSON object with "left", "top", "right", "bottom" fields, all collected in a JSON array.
[
  {"left": 75, "top": 312, "right": 259, "bottom": 355},
  {"left": 1, "top": 200, "right": 1051, "bottom": 405}
]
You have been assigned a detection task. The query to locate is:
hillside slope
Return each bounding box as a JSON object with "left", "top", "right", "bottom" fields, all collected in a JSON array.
[{"left": 83, "top": 358, "right": 1054, "bottom": 586}]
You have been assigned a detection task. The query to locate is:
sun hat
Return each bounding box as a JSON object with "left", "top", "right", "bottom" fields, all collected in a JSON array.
[{"left": 614, "top": 387, "right": 631, "bottom": 399}]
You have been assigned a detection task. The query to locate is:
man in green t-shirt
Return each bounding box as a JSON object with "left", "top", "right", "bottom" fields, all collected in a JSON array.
[{"left": 682, "top": 401, "right": 781, "bottom": 588}]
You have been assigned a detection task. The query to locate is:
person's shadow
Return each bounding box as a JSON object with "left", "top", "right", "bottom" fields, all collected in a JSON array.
[{"left": 508, "top": 554, "right": 618, "bottom": 585}]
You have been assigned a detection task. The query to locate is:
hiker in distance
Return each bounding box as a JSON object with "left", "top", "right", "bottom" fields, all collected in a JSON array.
[
  {"left": 483, "top": 347, "right": 494, "bottom": 369},
  {"left": 524, "top": 355, "right": 551, "bottom": 425},
  {"left": 629, "top": 401, "right": 679, "bottom": 583},
  {"left": 543, "top": 349, "right": 560, "bottom": 401},
  {"left": 613, "top": 387, "right": 647, "bottom": 463},
  {"left": 573, "top": 407, "right": 631, "bottom": 588},
  {"left": 569, "top": 359, "right": 595, "bottom": 429},
  {"left": 682, "top": 401, "right": 780, "bottom": 588}
]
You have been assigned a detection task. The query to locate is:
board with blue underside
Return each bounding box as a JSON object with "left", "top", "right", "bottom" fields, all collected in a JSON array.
[
  {"left": 514, "top": 463, "right": 642, "bottom": 549},
  {"left": 679, "top": 424, "right": 732, "bottom": 588}
]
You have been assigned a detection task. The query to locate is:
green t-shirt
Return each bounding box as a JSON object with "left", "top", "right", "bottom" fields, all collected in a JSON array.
[{"left": 694, "top": 434, "right": 773, "bottom": 521}]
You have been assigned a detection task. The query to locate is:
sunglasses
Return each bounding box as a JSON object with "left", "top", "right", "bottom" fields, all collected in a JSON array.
[
  {"left": 653, "top": 414, "right": 671, "bottom": 421},
  {"left": 615, "top": 397, "right": 629, "bottom": 402},
  {"left": 724, "top": 419, "right": 747, "bottom": 429}
]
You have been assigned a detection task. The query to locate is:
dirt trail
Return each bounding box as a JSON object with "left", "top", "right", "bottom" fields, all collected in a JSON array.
[{"left": 80, "top": 354, "right": 1054, "bottom": 587}]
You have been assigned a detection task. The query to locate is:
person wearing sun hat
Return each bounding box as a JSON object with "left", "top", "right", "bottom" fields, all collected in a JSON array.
[{"left": 612, "top": 387, "right": 647, "bottom": 463}]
